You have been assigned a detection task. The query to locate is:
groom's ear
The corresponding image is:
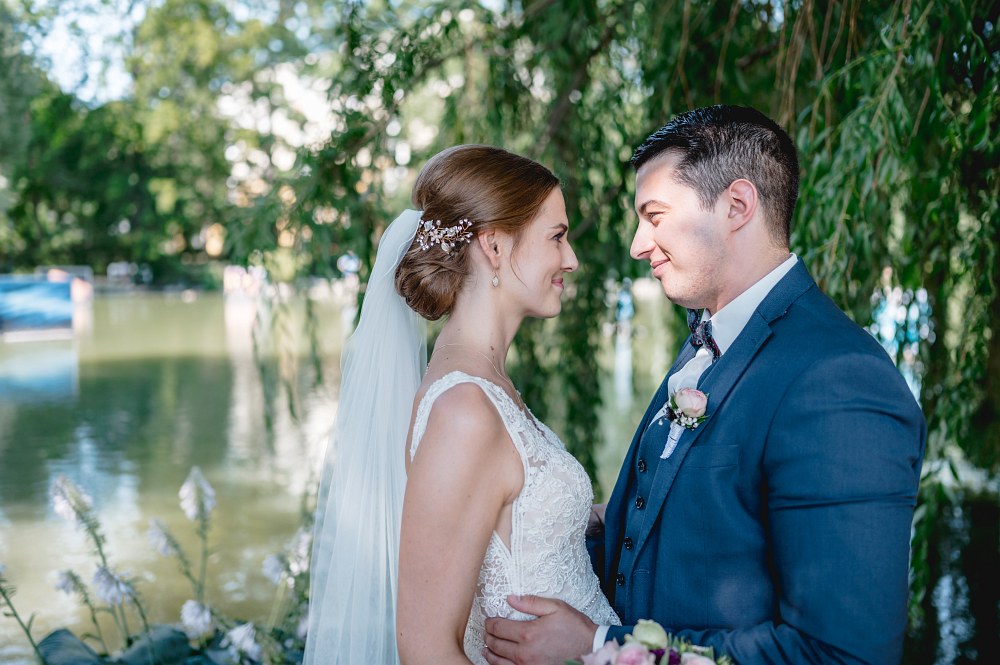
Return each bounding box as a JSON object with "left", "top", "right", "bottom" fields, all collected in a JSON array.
[
  {"left": 477, "top": 229, "right": 502, "bottom": 269},
  {"left": 725, "top": 179, "right": 758, "bottom": 232}
]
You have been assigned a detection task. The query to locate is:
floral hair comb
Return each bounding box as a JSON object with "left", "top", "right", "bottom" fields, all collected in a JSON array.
[{"left": 416, "top": 218, "right": 474, "bottom": 255}]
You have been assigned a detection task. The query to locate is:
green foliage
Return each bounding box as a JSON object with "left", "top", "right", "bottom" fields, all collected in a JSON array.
[
  {"left": 0, "top": 2, "right": 42, "bottom": 256},
  {"left": 1, "top": 567, "right": 46, "bottom": 663},
  {"left": 0, "top": 0, "right": 316, "bottom": 279},
  {"left": 251, "top": 0, "right": 998, "bottom": 486}
]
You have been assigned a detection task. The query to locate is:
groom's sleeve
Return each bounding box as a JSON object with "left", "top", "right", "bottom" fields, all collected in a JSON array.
[
  {"left": 586, "top": 527, "right": 605, "bottom": 581},
  {"left": 604, "top": 624, "right": 633, "bottom": 645},
  {"left": 661, "top": 351, "right": 926, "bottom": 665}
]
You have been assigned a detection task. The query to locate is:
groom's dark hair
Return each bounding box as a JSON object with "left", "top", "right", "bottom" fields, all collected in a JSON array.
[{"left": 631, "top": 105, "right": 800, "bottom": 246}]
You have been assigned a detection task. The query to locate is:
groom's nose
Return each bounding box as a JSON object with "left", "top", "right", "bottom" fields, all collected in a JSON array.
[{"left": 630, "top": 219, "right": 653, "bottom": 260}]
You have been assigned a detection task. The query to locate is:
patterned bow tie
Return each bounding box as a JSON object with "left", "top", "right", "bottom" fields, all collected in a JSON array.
[{"left": 687, "top": 308, "right": 721, "bottom": 361}]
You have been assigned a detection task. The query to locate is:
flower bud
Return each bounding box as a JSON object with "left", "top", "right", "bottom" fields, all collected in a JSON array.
[
  {"left": 631, "top": 619, "right": 668, "bottom": 650},
  {"left": 673, "top": 389, "right": 707, "bottom": 417}
]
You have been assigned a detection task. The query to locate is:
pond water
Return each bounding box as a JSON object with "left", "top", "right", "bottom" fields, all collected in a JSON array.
[
  {"left": 0, "top": 287, "right": 995, "bottom": 662},
  {"left": 0, "top": 290, "right": 348, "bottom": 661}
]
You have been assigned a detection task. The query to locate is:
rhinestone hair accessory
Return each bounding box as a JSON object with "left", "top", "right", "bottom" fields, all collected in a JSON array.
[{"left": 416, "top": 218, "right": 474, "bottom": 255}]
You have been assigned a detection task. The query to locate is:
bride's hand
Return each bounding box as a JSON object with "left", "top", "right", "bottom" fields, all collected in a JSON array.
[{"left": 483, "top": 595, "right": 597, "bottom": 665}]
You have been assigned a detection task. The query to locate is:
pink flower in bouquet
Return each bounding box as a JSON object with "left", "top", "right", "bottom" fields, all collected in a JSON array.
[
  {"left": 615, "top": 643, "right": 656, "bottom": 665},
  {"left": 583, "top": 640, "right": 621, "bottom": 665},
  {"left": 679, "top": 653, "right": 717, "bottom": 665},
  {"left": 673, "top": 388, "right": 707, "bottom": 417}
]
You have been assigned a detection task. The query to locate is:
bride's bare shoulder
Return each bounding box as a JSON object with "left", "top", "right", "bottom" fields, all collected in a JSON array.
[
  {"left": 422, "top": 377, "right": 503, "bottom": 437},
  {"left": 407, "top": 377, "right": 520, "bottom": 503}
]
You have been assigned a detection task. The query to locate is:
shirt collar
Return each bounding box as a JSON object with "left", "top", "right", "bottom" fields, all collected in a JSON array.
[{"left": 703, "top": 254, "right": 798, "bottom": 355}]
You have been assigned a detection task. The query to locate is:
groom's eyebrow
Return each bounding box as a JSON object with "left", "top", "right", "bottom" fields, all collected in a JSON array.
[{"left": 638, "top": 200, "right": 671, "bottom": 217}]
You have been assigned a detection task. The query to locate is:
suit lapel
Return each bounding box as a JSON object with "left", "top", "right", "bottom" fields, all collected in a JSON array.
[{"left": 632, "top": 261, "right": 817, "bottom": 556}]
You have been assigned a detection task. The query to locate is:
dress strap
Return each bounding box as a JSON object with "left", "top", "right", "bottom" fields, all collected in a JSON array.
[{"left": 410, "top": 371, "right": 527, "bottom": 463}]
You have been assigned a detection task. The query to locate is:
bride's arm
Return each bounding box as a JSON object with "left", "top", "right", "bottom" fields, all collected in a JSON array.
[{"left": 397, "top": 384, "right": 523, "bottom": 665}]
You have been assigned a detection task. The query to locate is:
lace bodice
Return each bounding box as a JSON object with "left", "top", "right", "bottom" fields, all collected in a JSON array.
[{"left": 410, "top": 371, "right": 621, "bottom": 664}]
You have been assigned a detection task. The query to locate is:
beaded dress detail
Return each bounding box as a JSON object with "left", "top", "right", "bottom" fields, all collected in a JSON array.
[{"left": 410, "top": 371, "right": 621, "bottom": 664}]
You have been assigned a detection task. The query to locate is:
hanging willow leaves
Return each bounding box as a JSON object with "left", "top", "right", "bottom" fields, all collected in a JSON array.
[{"left": 251, "top": 0, "right": 997, "bottom": 487}]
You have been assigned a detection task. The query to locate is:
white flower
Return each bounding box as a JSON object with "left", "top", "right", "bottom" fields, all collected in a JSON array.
[
  {"left": 148, "top": 519, "right": 177, "bottom": 557},
  {"left": 262, "top": 554, "right": 286, "bottom": 585},
  {"left": 288, "top": 529, "right": 311, "bottom": 576},
  {"left": 55, "top": 570, "right": 77, "bottom": 595},
  {"left": 51, "top": 476, "right": 93, "bottom": 524},
  {"left": 295, "top": 612, "right": 309, "bottom": 640},
  {"left": 179, "top": 467, "right": 216, "bottom": 522},
  {"left": 180, "top": 600, "right": 213, "bottom": 638},
  {"left": 629, "top": 619, "right": 668, "bottom": 650},
  {"left": 223, "top": 622, "right": 262, "bottom": 660},
  {"left": 92, "top": 566, "right": 133, "bottom": 606}
]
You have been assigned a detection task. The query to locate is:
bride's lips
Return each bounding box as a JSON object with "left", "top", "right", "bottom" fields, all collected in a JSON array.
[{"left": 552, "top": 278, "right": 564, "bottom": 289}]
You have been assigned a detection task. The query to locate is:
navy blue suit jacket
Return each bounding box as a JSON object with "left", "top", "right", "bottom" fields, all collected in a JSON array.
[{"left": 592, "top": 262, "right": 925, "bottom": 664}]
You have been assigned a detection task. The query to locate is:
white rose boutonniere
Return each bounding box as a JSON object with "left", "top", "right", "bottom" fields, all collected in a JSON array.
[{"left": 656, "top": 388, "right": 710, "bottom": 460}]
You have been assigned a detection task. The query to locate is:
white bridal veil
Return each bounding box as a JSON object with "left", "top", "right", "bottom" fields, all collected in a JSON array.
[{"left": 305, "top": 209, "right": 426, "bottom": 665}]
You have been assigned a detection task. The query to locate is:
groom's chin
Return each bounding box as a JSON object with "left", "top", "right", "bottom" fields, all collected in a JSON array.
[{"left": 655, "top": 280, "right": 677, "bottom": 301}]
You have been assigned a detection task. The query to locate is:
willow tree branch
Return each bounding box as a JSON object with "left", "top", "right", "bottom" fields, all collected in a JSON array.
[
  {"left": 714, "top": 0, "right": 742, "bottom": 102},
  {"left": 536, "top": 5, "right": 623, "bottom": 159}
]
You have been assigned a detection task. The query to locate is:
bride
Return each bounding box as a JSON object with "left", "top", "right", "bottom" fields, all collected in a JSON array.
[{"left": 305, "top": 145, "right": 619, "bottom": 665}]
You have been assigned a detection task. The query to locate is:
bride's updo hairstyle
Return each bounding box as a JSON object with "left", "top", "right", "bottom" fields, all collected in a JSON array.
[{"left": 394, "top": 145, "right": 560, "bottom": 320}]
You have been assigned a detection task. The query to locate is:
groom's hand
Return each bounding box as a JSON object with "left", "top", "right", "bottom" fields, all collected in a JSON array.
[{"left": 482, "top": 595, "right": 597, "bottom": 665}]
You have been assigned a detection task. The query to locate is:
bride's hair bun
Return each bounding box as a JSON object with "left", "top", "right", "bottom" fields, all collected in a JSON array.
[{"left": 394, "top": 145, "right": 559, "bottom": 320}]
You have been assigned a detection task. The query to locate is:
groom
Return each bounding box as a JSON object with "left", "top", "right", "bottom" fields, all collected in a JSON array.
[{"left": 484, "top": 105, "right": 926, "bottom": 665}]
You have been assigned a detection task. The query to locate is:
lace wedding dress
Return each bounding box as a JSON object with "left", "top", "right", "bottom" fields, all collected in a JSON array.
[{"left": 410, "top": 371, "right": 622, "bottom": 664}]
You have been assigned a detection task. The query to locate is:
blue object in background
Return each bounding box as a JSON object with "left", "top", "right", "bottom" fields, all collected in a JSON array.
[
  {"left": 615, "top": 278, "right": 635, "bottom": 324},
  {"left": 0, "top": 276, "right": 74, "bottom": 332}
]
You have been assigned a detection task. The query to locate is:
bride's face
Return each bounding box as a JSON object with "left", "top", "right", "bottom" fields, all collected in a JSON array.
[{"left": 502, "top": 188, "right": 578, "bottom": 319}]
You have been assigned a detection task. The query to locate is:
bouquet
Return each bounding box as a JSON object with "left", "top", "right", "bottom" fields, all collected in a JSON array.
[{"left": 570, "top": 620, "right": 733, "bottom": 665}]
